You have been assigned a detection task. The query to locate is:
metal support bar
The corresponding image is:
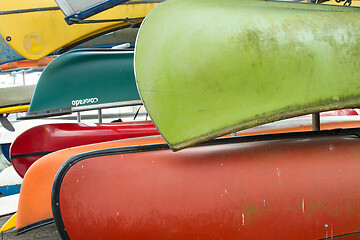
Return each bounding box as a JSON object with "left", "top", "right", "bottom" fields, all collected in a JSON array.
[
  {"left": 77, "top": 112, "right": 81, "bottom": 123},
  {"left": 22, "top": 71, "right": 25, "bottom": 85},
  {"left": 63, "top": 0, "right": 130, "bottom": 25},
  {"left": 98, "top": 109, "right": 102, "bottom": 123},
  {"left": 312, "top": 112, "right": 320, "bottom": 131}
]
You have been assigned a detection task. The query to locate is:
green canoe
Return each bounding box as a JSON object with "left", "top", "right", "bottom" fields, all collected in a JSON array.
[
  {"left": 135, "top": 0, "right": 360, "bottom": 151},
  {"left": 22, "top": 48, "right": 141, "bottom": 119}
]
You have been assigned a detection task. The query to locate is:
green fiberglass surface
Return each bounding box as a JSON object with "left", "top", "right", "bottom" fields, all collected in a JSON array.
[
  {"left": 135, "top": 0, "right": 360, "bottom": 151},
  {"left": 28, "top": 49, "right": 140, "bottom": 117}
]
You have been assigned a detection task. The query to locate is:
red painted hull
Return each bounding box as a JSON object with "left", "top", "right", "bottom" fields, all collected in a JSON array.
[
  {"left": 53, "top": 131, "right": 360, "bottom": 240},
  {"left": 10, "top": 121, "right": 159, "bottom": 178}
]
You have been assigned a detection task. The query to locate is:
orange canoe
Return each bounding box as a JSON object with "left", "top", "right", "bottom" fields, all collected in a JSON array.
[
  {"left": 0, "top": 57, "right": 55, "bottom": 71},
  {"left": 15, "top": 135, "right": 165, "bottom": 233}
]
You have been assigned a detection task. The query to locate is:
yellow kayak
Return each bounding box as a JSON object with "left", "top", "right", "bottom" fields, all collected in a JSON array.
[{"left": 0, "top": 0, "right": 161, "bottom": 60}]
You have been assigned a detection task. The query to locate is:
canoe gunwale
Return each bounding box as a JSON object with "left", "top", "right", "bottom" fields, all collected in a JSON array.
[
  {"left": 62, "top": 0, "right": 130, "bottom": 25},
  {"left": 14, "top": 218, "right": 54, "bottom": 235},
  {"left": 51, "top": 127, "right": 360, "bottom": 239},
  {"left": 57, "top": 24, "right": 134, "bottom": 54},
  {"left": 18, "top": 107, "right": 72, "bottom": 120},
  {"left": 167, "top": 102, "right": 360, "bottom": 151},
  {"left": 0, "top": 7, "right": 60, "bottom": 15},
  {"left": 11, "top": 150, "right": 53, "bottom": 160}
]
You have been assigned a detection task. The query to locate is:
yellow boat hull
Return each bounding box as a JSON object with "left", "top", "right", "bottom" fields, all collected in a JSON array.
[{"left": 0, "top": 0, "right": 160, "bottom": 60}]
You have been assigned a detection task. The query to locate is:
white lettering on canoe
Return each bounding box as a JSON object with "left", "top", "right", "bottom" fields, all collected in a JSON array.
[{"left": 71, "top": 97, "right": 99, "bottom": 106}]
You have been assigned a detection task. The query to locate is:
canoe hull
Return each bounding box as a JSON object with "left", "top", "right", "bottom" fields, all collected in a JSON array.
[
  {"left": 0, "top": 119, "right": 76, "bottom": 163},
  {"left": 135, "top": 0, "right": 360, "bottom": 150},
  {"left": 16, "top": 136, "right": 165, "bottom": 233},
  {"left": 0, "top": 144, "right": 10, "bottom": 162},
  {"left": 0, "top": 0, "right": 160, "bottom": 60},
  {"left": 52, "top": 132, "right": 360, "bottom": 239},
  {"left": 11, "top": 121, "right": 159, "bottom": 178},
  {"left": 23, "top": 49, "right": 140, "bottom": 119}
]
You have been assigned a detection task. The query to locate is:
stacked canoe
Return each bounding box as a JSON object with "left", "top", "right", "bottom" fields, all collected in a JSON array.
[{"left": 2, "top": 0, "right": 360, "bottom": 239}]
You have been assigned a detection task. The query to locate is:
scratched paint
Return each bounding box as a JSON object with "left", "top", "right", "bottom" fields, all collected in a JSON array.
[
  {"left": 302, "top": 198, "right": 305, "bottom": 213},
  {"left": 0, "top": 34, "right": 24, "bottom": 65}
]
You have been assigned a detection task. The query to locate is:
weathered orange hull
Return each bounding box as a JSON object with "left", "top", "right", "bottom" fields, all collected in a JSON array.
[
  {"left": 15, "top": 117, "right": 360, "bottom": 234},
  {"left": 53, "top": 131, "right": 360, "bottom": 239},
  {"left": 15, "top": 136, "right": 165, "bottom": 233},
  {"left": 0, "top": 57, "right": 55, "bottom": 71}
]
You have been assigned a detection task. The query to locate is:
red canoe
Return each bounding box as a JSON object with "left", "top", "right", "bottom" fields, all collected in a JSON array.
[
  {"left": 10, "top": 110, "right": 358, "bottom": 178},
  {"left": 52, "top": 128, "right": 360, "bottom": 240},
  {"left": 10, "top": 121, "right": 159, "bottom": 178}
]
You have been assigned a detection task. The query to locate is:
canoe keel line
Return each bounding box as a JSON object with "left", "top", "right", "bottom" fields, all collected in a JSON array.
[
  {"left": 57, "top": 0, "right": 131, "bottom": 25},
  {"left": 0, "top": 7, "right": 60, "bottom": 15},
  {"left": 14, "top": 218, "right": 54, "bottom": 235},
  {"left": 51, "top": 128, "right": 360, "bottom": 239}
]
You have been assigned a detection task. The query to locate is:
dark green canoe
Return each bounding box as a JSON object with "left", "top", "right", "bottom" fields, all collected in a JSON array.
[
  {"left": 22, "top": 48, "right": 141, "bottom": 119},
  {"left": 135, "top": 0, "right": 360, "bottom": 151}
]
